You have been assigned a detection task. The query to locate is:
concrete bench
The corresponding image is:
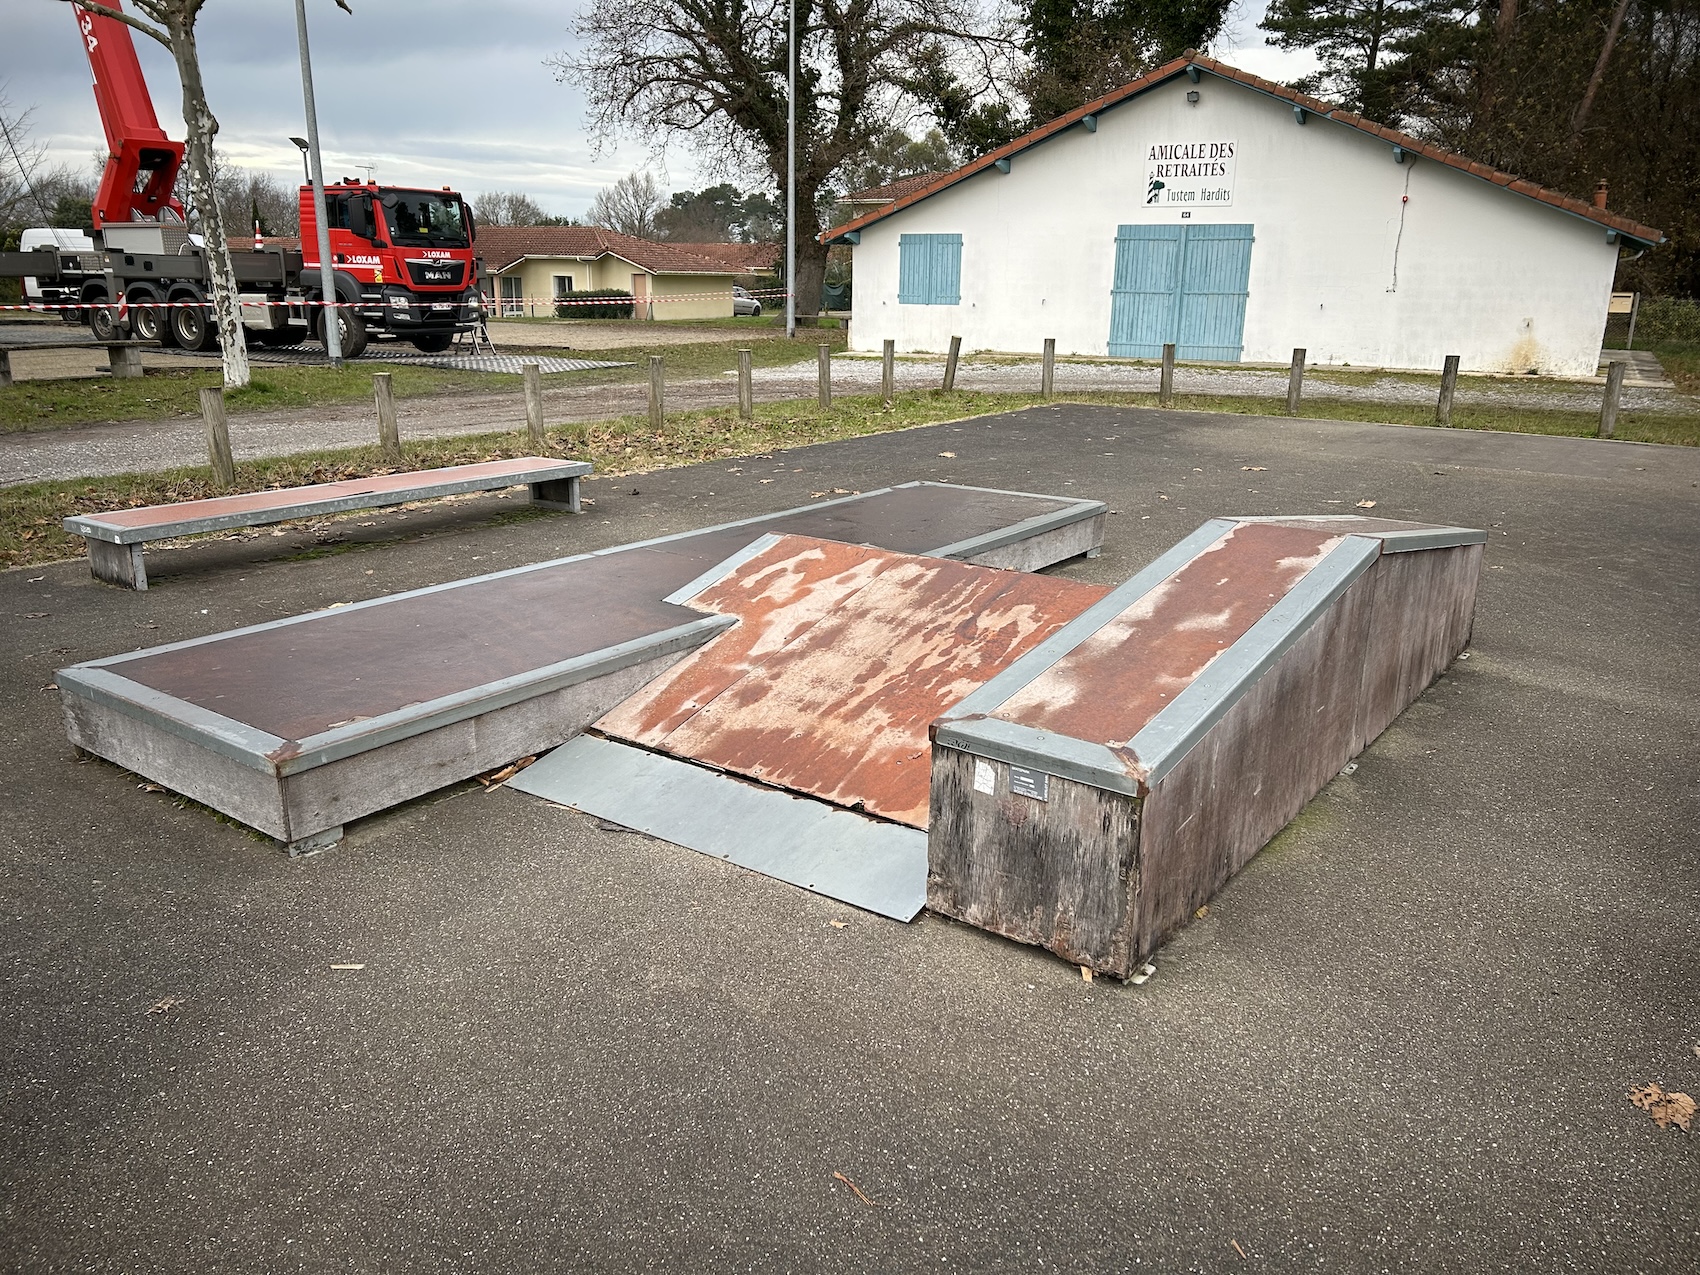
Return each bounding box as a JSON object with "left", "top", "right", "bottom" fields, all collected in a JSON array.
[
  {"left": 63, "top": 456, "right": 593, "bottom": 590},
  {"left": 0, "top": 339, "right": 160, "bottom": 384}
]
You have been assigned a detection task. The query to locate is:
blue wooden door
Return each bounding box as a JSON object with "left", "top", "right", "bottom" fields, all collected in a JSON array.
[{"left": 1108, "top": 224, "right": 1254, "bottom": 360}]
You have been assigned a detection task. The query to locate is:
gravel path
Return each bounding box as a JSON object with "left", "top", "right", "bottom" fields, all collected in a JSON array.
[{"left": 3, "top": 354, "right": 1692, "bottom": 487}]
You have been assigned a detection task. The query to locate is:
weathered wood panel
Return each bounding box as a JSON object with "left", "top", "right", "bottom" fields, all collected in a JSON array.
[
  {"left": 927, "top": 745, "right": 1143, "bottom": 974},
  {"left": 62, "top": 695, "right": 290, "bottom": 840},
  {"left": 1134, "top": 571, "right": 1375, "bottom": 960},
  {"left": 1354, "top": 543, "right": 1482, "bottom": 749}
]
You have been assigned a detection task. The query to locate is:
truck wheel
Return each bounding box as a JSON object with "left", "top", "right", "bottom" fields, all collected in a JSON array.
[
  {"left": 321, "top": 306, "right": 369, "bottom": 359},
  {"left": 410, "top": 333, "right": 453, "bottom": 353},
  {"left": 130, "top": 297, "right": 174, "bottom": 347},
  {"left": 89, "top": 304, "right": 122, "bottom": 343},
  {"left": 170, "top": 303, "right": 217, "bottom": 353}
]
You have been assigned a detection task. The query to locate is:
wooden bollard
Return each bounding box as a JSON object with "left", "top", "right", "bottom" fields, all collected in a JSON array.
[
  {"left": 818, "top": 344, "right": 832, "bottom": 408},
  {"left": 1041, "top": 338, "right": 1055, "bottom": 399},
  {"left": 1436, "top": 354, "right": 1460, "bottom": 425},
  {"left": 1286, "top": 348, "right": 1306, "bottom": 417},
  {"left": 648, "top": 355, "right": 664, "bottom": 429},
  {"left": 523, "top": 361, "right": 545, "bottom": 447},
  {"left": 1599, "top": 359, "right": 1627, "bottom": 438},
  {"left": 943, "top": 335, "right": 961, "bottom": 391},
  {"left": 737, "top": 347, "right": 753, "bottom": 420},
  {"left": 374, "top": 371, "right": 401, "bottom": 462},
  {"left": 200, "top": 386, "right": 235, "bottom": 489},
  {"left": 882, "top": 339, "right": 895, "bottom": 403},
  {"left": 1159, "top": 343, "right": 1176, "bottom": 407}
]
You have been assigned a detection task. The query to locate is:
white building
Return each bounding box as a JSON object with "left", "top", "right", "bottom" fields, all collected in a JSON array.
[{"left": 826, "top": 55, "right": 1662, "bottom": 376}]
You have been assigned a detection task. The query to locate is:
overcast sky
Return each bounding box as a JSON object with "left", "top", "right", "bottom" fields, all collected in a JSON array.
[{"left": 5, "top": 1, "right": 1314, "bottom": 220}]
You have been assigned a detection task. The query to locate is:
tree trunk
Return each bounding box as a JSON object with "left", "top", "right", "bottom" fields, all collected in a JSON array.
[
  {"left": 1570, "top": 0, "right": 1632, "bottom": 144},
  {"left": 1496, "top": 0, "right": 1518, "bottom": 41},
  {"left": 793, "top": 233, "right": 828, "bottom": 318},
  {"left": 165, "top": 8, "right": 249, "bottom": 388}
]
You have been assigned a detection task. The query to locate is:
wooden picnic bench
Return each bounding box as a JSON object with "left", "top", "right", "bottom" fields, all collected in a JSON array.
[
  {"left": 63, "top": 456, "right": 593, "bottom": 590},
  {"left": 0, "top": 339, "right": 160, "bottom": 385}
]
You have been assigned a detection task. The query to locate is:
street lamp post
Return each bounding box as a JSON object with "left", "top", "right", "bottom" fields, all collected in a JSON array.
[
  {"left": 289, "top": 136, "right": 310, "bottom": 185},
  {"left": 293, "top": 0, "right": 343, "bottom": 368}
]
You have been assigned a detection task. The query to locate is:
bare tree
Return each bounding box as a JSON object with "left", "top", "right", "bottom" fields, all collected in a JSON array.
[
  {"left": 472, "top": 190, "right": 551, "bottom": 226},
  {"left": 586, "top": 170, "right": 662, "bottom": 238},
  {"left": 61, "top": 0, "right": 263, "bottom": 387},
  {"left": 552, "top": 0, "right": 1005, "bottom": 313}
]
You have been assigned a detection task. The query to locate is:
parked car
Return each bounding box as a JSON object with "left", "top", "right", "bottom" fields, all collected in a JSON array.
[{"left": 733, "top": 285, "right": 763, "bottom": 317}]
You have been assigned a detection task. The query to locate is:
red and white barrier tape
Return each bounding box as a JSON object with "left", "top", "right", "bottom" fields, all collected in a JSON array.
[{"left": 3, "top": 287, "right": 792, "bottom": 313}]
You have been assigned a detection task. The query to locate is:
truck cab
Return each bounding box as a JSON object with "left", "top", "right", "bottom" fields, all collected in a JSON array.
[{"left": 298, "top": 182, "right": 482, "bottom": 354}]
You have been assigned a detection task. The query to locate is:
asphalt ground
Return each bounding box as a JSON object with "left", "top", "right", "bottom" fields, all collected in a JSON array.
[{"left": 3, "top": 405, "right": 1697, "bottom": 1272}]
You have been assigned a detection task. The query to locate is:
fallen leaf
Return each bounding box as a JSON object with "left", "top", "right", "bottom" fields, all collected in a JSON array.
[
  {"left": 1629, "top": 1083, "right": 1695, "bottom": 1131},
  {"left": 1194, "top": 905, "right": 1210, "bottom": 920},
  {"left": 938, "top": 451, "right": 956, "bottom": 458},
  {"left": 147, "top": 996, "right": 183, "bottom": 1015},
  {"left": 24, "top": 612, "right": 48, "bottom": 619},
  {"left": 1355, "top": 499, "right": 1377, "bottom": 509},
  {"left": 1232, "top": 1240, "right": 1247, "bottom": 1260},
  {"left": 139, "top": 782, "right": 165, "bottom": 793},
  {"left": 1240, "top": 466, "right": 1266, "bottom": 472},
  {"left": 478, "top": 755, "right": 537, "bottom": 789},
  {"left": 759, "top": 479, "right": 774, "bottom": 484},
  {"left": 811, "top": 491, "right": 827, "bottom": 498},
  {"left": 828, "top": 920, "right": 849, "bottom": 929},
  {"left": 832, "top": 488, "right": 850, "bottom": 495},
  {"left": 833, "top": 1171, "right": 876, "bottom": 1206},
  {"left": 1080, "top": 966, "right": 1094, "bottom": 983},
  {"left": 329, "top": 963, "right": 366, "bottom": 971}
]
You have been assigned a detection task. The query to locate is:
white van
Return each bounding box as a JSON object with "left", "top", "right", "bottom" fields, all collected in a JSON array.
[{"left": 19, "top": 227, "right": 96, "bottom": 309}]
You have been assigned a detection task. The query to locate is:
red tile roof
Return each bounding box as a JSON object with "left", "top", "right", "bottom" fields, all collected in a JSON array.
[
  {"left": 824, "top": 54, "right": 1663, "bottom": 247},
  {"left": 665, "top": 242, "right": 781, "bottom": 273},
  {"left": 842, "top": 173, "right": 949, "bottom": 205},
  {"left": 473, "top": 225, "right": 745, "bottom": 275}
]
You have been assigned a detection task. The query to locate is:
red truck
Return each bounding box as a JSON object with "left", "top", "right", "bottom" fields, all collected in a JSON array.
[{"left": 3, "top": 0, "right": 482, "bottom": 357}]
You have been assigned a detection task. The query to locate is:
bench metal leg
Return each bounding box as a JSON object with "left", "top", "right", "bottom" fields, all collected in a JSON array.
[
  {"left": 529, "top": 475, "right": 581, "bottom": 513},
  {"left": 88, "top": 538, "right": 148, "bottom": 590},
  {"left": 108, "top": 345, "right": 145, "bottom": 379}
]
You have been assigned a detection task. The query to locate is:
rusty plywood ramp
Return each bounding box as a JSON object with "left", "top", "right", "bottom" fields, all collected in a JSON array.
[{"left": 511, "top": 534, "right": 1108, "bottom": 917}]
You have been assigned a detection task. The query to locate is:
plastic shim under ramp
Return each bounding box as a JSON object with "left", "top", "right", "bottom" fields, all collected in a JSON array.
[{"left": 57, "top": 484, "right": 1106, "bottom": 854}]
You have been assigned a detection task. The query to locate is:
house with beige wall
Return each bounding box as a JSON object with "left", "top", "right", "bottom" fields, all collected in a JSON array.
[{"left": 475, "top": 226, "right": 760, "bottom": 320}]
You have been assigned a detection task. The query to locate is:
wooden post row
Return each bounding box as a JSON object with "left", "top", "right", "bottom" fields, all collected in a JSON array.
[
  {"left": 1041, "top": 338, "right": 1055, "bottom": 399},
  {"left": 943, "top": 335, "right": 961, "bottom": 392},
  {"left": 1436, "top": 354, "right": 1460, "bottom": 425},
  {"left": 1599, "top": 359, "right": 1627, "bottom": 438},
  {"left": 523, "top": 362, "right": 545, "bottom": 448},
  {"left": 1159, "top": 343, "right": 1176, "bottom": 407},
  {"left": 374, "top": 371, "right": 401, "bottom": 462},
  {"left": 1286, "top": 348, "right": 1306, "bottom": 416},
  {"left": 737, "top": 348, "right": 753, "bottom": 421},
  {"left": 648, "top": 356, "right": 665, "bottom": 429},
  {"left": 200, "top": 387, "right": 235, "bottom": 489},
  {"left": 817, "top": 344, "right": 832, "bottom": 408},
  {"left": 882, "top": 339, "right": 895, "bottom": 403}
]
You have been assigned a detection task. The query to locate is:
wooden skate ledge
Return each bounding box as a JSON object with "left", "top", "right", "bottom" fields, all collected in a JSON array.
[
  {"left": 63, "top": 456, "right": 593, "bottom": 590},
  {"left": 928, "top": 514, "right": 1487, "bottom": 978}
]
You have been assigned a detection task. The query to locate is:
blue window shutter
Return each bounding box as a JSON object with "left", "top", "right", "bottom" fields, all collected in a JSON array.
[
  {"left": 899, "top": 234, "right": 962, "bottom": 305},
  {"left": 1108, "top": 223, "right": 1253, "bottom": 361},
  {"left": 1175, "top": 224, "right": 1254, "bottom": 361},
  {"left": 1108, "top": 225, "right": 1182, "bottom": 358}
]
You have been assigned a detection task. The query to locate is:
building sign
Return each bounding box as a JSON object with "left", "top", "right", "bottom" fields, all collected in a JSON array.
[{"left": 1144, "top": 140, "right": 1237, "bottom": 209}]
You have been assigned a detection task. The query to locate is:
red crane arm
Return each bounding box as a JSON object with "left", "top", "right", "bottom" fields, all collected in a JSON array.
[{"left": 75, "top": 0, "right": 186, "bottom": 227}]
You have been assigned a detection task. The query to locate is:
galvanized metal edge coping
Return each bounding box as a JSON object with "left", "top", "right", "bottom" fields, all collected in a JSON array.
[
  {"left": 926, "top": 498, "right": 1107, "bottom": 562},
  {"left": 58, "top": 615, "right": 734, "bottom": 778},
  {"left": 67, "top": 481, "right": 1086, "bottom": 674},
  {"left": 278, "top": 615, "right": 735, "bottom": 775},
  {"left": 933, "top": 718, "right": 1141, "bottom": 797},
  {"left": 662, "top": 533, "right": 786, "bottom": 606},
  {"left": 1225, "top": 516, "right": 1487, "bottom": 554},
  {"left": 63, "top": 460, "right": 595, "bottom": 545},
  {"left": 941, "top": 518, "right": 1240, "bottom": 722},
  {"left": 1129, "top": 534, "right": 1384, "bottom": 785},
  {"left": 55, "top": 664, "right": 292, "bottom": 773}
]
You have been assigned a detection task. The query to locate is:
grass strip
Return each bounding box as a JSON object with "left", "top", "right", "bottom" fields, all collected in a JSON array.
[
  {"left": 4, "top": 386, "right": 1696, "bottom": 572},
  {"left": 0, "top": 333, "right": 847, "bottom": 433}
]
